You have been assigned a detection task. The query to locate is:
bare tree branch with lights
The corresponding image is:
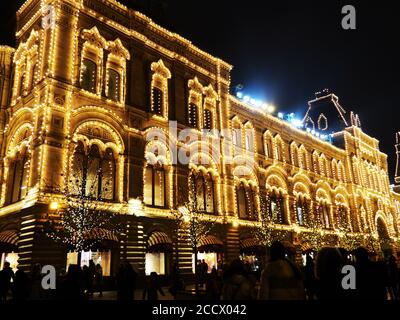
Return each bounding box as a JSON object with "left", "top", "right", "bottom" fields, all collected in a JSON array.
[
  {"left": 301, "top": 204, "right": 326, "bottom": 252},
  {"left": 362, "top": 232, "right": 382, "bottom": 255},
  {"left": 252, "top": 192, "right": 285, "bottom": 252},
  {"left": 45, "top": 150, "right": 122, "bottom": 254},
  {"left": 336, "top": 206, "right": 360, "bottom": 252}
]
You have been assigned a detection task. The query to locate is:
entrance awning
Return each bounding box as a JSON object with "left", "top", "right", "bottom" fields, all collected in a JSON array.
[
  {"left": 147, "top": 231, "right": 173, "bottom": 252},
  {"left": 0, "top": 230, "right": 18, "bottom": 245},
  {"left": 0, "top": 230, "right": 18, "bottom": 252},
  {"left": 240, "top": 238, "right": 265, "bottom": 254},
  {"left": 82, "top": 228, "right": 119, "bottom": 251},
  {"left": 198, "top": 235, "right": 224, "bottom": 253},
  {"left": 85, "top": 228, "right": 119, "bottom": 242}
]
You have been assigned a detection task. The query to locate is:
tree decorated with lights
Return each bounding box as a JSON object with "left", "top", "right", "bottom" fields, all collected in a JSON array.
[
  {"left": 301, "top": 203, "right": 326, "bottom": 252},
  {"left": 45, "top": 152, "right": 122, "bottom": 254},
  {"left": 172, "top": 177, "right": 216, "bottom": 293},
  {"left": 252, "top": 192, "right": 285, "bottom": 251}
]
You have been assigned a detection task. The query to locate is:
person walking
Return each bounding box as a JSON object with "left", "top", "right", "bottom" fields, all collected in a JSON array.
[
  {"left": 303, "top": 254, "right": 317, "bottom": 300},
  {"left": 315, "top": 247, "right": 346, "bottom": 300},
  {"left": 169, "top": 262, "right": 184, "bottom": 299},
  {"left": 354, "top": 247, "right": 387, "bottom": 300},
  {"left": 117, "top": 261, "right": 137, "bottom": 300},
  {"left": 95, "top": 263, "right": 103, "bottom": 298},
  {"left": 205, "top": 267, "right": 221, "bottom": 300},
  {"left": 387, "top": 255, "right": 398, "bottom": 300},
  {"left": 0, "top": 262, "right": 15, "bottom": 301},
  {"left": 87, "top": 260, "right": 96, "bottom": 298},
  {"left": 142, "top": 272, "right": 165, "bottom": 301},
  {"left": 13, "top": 268, "right": 29, "bottom": 301},
  {"left": 258, "top": 241, "right": 305, "bottom": 300},
  {"left": 222, "top": 259, "right": 254, "bottom": 300}
]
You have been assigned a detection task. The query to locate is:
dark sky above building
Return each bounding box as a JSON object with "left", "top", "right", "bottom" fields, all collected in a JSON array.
[{"left": 1, "top": 0, "right": 399, "bottom": 181}]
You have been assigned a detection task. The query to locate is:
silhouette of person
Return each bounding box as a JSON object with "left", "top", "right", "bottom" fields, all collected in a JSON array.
[
  {"left": 143, "top": 272, "right": 165, "bottom": 300},
  {"left": 0, "top": 261, "right": 15, "bottom": 301}
]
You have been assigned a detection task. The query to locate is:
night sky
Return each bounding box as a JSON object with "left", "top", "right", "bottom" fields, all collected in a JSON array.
[{"left": 1, "top": 1, "right": 399, "bottom": 181}]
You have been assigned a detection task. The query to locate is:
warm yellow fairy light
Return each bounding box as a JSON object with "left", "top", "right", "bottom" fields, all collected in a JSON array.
[{"left": 49, "top": 201, "right": 59, "bottom": 211}]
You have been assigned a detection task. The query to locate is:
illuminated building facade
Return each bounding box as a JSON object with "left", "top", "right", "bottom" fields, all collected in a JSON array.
[{"left": 0, "top": 0, "right": 399, "bottom": 277}]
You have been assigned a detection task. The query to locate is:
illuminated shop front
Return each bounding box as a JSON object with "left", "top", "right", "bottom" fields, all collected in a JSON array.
[
  {"left": 0, "top": 230, "right": 19, "bottom": 272},
  {"left": 239, "top": 237, "right": 265, "bottom": 273},
  {"left": 65, "top": 228, "right": 118, "bottom": 277},
  {"left": 192, "top": 235, "right": 224, "bottom": 273},
  {"left": 145, "top": 231, "right": 173, "bottom": 276}
]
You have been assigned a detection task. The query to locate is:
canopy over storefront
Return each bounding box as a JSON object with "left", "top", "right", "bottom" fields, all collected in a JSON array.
[
  {"left": 198, "top": 235, "right": 224, "bottom": 253},
  {"left": 0, "top": 230, "right": 18, "bottom": 252},
  {"left": 240, "top": 238, "right": 265, "bottom": 255},
  {"left": 147, "top": 231, "right": 173, "bottom": 252},
  {"left": 83, "top": 228, "right": 119, "bottom": 251}
]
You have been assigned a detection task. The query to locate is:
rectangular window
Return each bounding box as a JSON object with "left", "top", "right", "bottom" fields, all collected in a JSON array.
[
  {"left": 192, "top": 252, "right": 218, "bottom": 274},
  {"left": 66, "top": 250, "right": 111, "bottom": 277},
  {"left": 154, "top": 169, "right": 165, "bottom": 207},
  {"left": 152, "top": 87, "right": 164, "bottom": 115},
  {"left": 80, "top": 59, "right": 97, "bottom": 93},
  {"left": 106, "top": 69, "right": 120, "bottom": 102},
  {"left": 297, "top": 206, "right": 303, "bottom": 225},
  {"left": 144, "top": 167, "right": 153, "bottom": 205},
  {"left": 203, "top": 109, "right": 212, "bottom": 130},
  {"left": 188, "top": 103, "right": 198, "bottom": 128}
]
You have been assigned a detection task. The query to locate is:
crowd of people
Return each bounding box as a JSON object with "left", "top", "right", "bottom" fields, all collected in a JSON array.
[
  {"left": 200, "top": 242, "right": 400, "bottom": 300},
  {"left": 0, "top": 260, "right": 105, "bottom": 301},
  {"left": 1, "top": 242, "right": 400, "bottom": 301}
]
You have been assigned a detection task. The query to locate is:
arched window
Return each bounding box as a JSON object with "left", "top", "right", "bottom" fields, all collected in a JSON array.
[
  {"left": 236, "top": 183, "right": 257, "bottom": 220},
  {"left": 313, "top": 153, "right": 319, "bottom": 175},
  {"left": 80, "top": 58, "right": 97, "bottom": 93},
  {"left": 188, "top": 103, "right": 198, "bottom": 128},
  {"left": 71, "top": 142, "right": 116, "bottom": 201},
  {"left": 101, "top": 148, "right": 116, "bottom": 200},
  {"left": 245, "top": 130, "right": 254, "bottom": 152},
  {"left": 264, "top": 134, "right": 273, "bottom": 158},
  {"left": 7, "top": 149, "right": 30, "bottom": 204},
  {"left": 236, "top": 183, "right": 247, "bottom": 219},
  {"left": 296, "top": 196, "right": 308, "bottom": 226},
  {"left": 336, "top": 204, "right": 349, "bottom": 229},
  {"left": 291, "top": 144, "right": 299, "bottom": 167},
  {"left": 299, "top": 147, "right": 308, "bottom": 170},
  {"left": 270, "top": 191, "right": 285, "bottom": 224},
  {"left": 85, "top": 145, "right": 101, "bottom": 198},
  {"left": 233, "top": 127, "right": 242, "bottom": 148},
  {"left": 28, "top": 59, "right": 38, "bottom": 91},
  {"left": 203, "top": 109, "right": 213, "bottom": 130},
  {"left": 19, "top": 67, "right": 26, "bottom": 96},
  {"left": 318, "top": 202, "right": 331, "bottom": 229},
  {"left": 189, "top": 171, "right": 215, "bottom": 214},
  {"left": 275, "top": 139, "right": 284, "bottom": 162},
  {"left": 144, "top": 164, "right": 166, "bottom": 207},
  {"left": 106, "top": 69, "right": 120, "bottom": 102},
  {"left": 151, "top": 87, "right": 164, "bottom": 116}
]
